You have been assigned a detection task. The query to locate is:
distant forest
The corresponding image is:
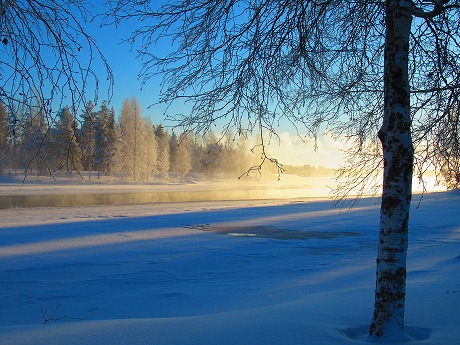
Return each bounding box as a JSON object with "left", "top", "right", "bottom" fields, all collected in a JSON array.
[{"left": 0, "top": 97, "right": 333, "bottom": 181}]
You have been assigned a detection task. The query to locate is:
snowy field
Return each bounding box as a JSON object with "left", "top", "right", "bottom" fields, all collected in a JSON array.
[{"left": 0, "top": 176, "right": 459, "bottom": 344}]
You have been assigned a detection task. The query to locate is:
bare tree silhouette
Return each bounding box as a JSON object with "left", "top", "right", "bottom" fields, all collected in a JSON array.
[
  {"left": 106, "top": 0, "right": 460, "bottom": 337},
  {"left": 0, "top": 0, "right": 113, "bottom": 176}
]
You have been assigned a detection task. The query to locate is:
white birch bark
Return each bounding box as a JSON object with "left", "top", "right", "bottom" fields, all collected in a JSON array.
[{"left": 370, "top": 0, "right": 414, "bottom": 336}]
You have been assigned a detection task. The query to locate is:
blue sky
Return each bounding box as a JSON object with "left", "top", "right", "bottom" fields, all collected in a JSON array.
[{"left": 85, "top": 18, "right": 167, "bottom": 124}]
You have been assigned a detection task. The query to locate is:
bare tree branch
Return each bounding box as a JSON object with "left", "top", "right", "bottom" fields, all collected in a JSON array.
[
  {"left": 0, "top": 0, "right": 113, "bottom": 132},
  {"left": 40, "top": 303, "right": 82, "bottom": 324}
]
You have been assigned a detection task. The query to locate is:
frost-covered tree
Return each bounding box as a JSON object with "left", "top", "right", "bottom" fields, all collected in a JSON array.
[
  {"left": 107, "top": 106, "right": 118, "bottom": 174},
  {"left": 0, "top": 0, "right": 112, "bottom": 166},
  {"left": 175, "top": 133, "right": 192, "bottom": 179},
  {"left": 107, "top": 0, "right": 460, "bottom": 337},
  {"left": 54, "top": 106, "right": 82, "bottom": 174},
  {"left": 0, "top": 101, "right": 9, "bottom": 173},
  {"left": 235, "top": 135, "right": 251, "bottom": 174},
  {"left": 7, "top": 106, "right": 24, "bottom": 173},
  {"left": 144, "top": 117, "right": 158, "bottom": 181},
  {"left": 431, "top": 105, "right": 460, "bottom": 189},
  {"left": 220, "top": 130, "right": 252, "bottom": 175},
  {"left": 80, "top": 101, "right": 97, "bottom": 178},
  {"left": 190, "top": 134, "right": 206, "bottom": 173},
  {"left": 94, "top": 102, "right": 116, "bottom": 176},
  {"left": 202, "top": 131, "right": 223, "bottom": 177},
  {"left": 22, "top": 100, "right": 49, "bottom": 176},
  {"left": 219, "top": 131, "right": 237, "bottom": 174},
  {"left": 118, "top": 97, "right": 149, "bottom": 181}
]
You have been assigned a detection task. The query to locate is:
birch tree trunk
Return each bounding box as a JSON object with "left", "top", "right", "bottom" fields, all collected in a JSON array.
[
  {"left": 107, "top": 0, "right": 460, "bottom": 336},
  {"left": 370, "top": 0, "right": 414, "bottom": 336}
]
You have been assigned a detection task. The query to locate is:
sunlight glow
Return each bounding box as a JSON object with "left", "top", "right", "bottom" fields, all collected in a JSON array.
[
  {"left": 0, "top": 228, "right": 201, "bottom": 258},
  {"left": 266, "top": 132, "right": 347, "bottom": 168}
]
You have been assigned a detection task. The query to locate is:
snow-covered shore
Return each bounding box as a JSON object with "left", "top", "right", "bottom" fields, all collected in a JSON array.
[{"left": 0, "top": 178, "right": 458, "bottom": 344}]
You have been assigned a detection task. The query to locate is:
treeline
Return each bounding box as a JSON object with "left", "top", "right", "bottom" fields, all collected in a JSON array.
[
  {"left": 0, "top": 97, "right": 336, "bottom": 181},
  {"left": 0, "top": 97, "right": 266, "bottom": 181}
]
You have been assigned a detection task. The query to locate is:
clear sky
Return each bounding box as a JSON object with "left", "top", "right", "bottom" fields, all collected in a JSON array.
[{"left": 85, "top": 19, "right": 163, "bottom": 122}]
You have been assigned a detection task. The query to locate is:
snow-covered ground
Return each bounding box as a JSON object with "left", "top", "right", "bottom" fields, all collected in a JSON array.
[{"left": 0, "top": 177, "right": 458, "bottom": 344}]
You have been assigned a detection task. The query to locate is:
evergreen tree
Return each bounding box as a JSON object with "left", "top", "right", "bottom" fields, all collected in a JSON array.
[
  {"left": 107, "top": 107, "right": 117, "bottom": 175},
  {"left": 190, "top": 134, "right": 206, "bottom": 173},
  {"left": 220, "top": 130, "right": 245, "bottom": 174},
  {"left": 54, "top": 106, "right": 82, "bottom": 174},
  {"left": 169, "top": 131, "right": 179, "bottom": 173},
  {"left": 8, "top": 106, "right": 24, "bottom": 173},
  {"left": 22, "top": 101, "right": 49, "bottom": 176},
  {"left": 94, "top": 101, "right": 116, "bottom": 176},
  {"left": 154, "top": 124, "right": 170, "bottom": 180},
  {"left": 434, "top": 105, "right": 460, "bottom": 189},
  {"left": 235, "top": 135, "right": 251, "bottom": 174},
  {"left": 0, "top": 0, "right": 112, "bottom": 147},
  {"left": 202, "top": 131, "right": 223, "bottom": 177},
  {"left": 80, "top": 101, "right": 96, "bottom": 178},
  {"left": 0, "top": 101, "right": 9, "bottom": 173}
]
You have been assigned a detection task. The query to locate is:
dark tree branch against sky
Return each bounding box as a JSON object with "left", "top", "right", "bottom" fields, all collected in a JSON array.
[
  {"left": 105, "top": 0, "right": 460, "bottom": 337},
  {"left": 0, "top": 0, "right": 113, "bottom": 121},
  {"left": 2, "top": 0, "right": 460, "bottom": 339}
]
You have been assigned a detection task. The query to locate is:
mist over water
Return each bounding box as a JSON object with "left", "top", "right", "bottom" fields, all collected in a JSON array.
[
  {"left": 0, "top": 189, "right": 317, "bottom": 209},
  {"left": 0, "top": 175, "right": 334, "bottom": 209},
  {"left": 0, "top": 175, "right": 444, "bottom": 209}
]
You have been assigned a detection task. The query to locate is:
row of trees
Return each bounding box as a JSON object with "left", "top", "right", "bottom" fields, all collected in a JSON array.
[
  {"left": 2, "top": 0, "right": 460, "bottom": 337},
  {"left": 105, "top": 1, "right": 460, "bottom": 337},
  {"left": 0, "top": 97, "right": 284, "bottom": 180}
]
